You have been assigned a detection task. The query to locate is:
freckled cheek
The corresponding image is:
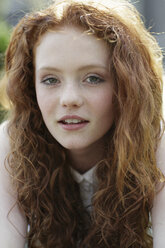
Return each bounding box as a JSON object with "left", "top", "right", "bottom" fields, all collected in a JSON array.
[
  {"left": 97, "top": 93, "right": 114, "bottom": 122},
  {"left": 36, "top": 92, "right": 56, "bottom": 117},
  {"left": 95, "top": 90, "right": 113, "bottom": 110}
]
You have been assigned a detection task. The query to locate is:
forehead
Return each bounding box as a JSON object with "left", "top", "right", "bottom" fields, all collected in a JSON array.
[{"left": 35, "top": 25, "right": 110, "bottom": 70}]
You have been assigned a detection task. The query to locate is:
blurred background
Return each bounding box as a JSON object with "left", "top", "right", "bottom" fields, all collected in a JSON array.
[{"left": 0, "top": 0, "right": 165, "bottom": 123}]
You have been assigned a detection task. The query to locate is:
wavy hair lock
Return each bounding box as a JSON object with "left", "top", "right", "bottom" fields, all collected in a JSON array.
[{"left": 3, "top": 0, "right": 164, "bottom": 247}]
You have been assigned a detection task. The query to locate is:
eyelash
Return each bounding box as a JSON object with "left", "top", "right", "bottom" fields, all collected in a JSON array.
[
  {"left": 85, "top": 75, "right": 105, "bottom": 84},
  {"left": 41, "top": 77, "right": 59, "bottom": 85},
  {"left": 40, "top": 74, "right": 105, "bottom": 86}
]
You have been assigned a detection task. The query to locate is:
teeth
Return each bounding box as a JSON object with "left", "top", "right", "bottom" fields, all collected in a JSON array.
[{"left": 63, "top": 119, "right": 84, "bottom": 124}]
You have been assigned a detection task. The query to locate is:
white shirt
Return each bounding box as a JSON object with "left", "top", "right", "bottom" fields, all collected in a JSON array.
[{"left": 70, "top": 166, "right": 98, "bottom": 213}]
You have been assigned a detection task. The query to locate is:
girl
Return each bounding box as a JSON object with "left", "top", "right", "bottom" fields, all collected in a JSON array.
[{"left": 0, "top": 0, "right": 164, "bottom": 247}]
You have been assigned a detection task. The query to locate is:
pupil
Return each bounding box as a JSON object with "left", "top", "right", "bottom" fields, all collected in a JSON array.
[
  {"left": 91, "top": 76, "right": 97, "bottom": 82},
  {"left": 50, "top": 78, "right": 55, "bottom": 83}
]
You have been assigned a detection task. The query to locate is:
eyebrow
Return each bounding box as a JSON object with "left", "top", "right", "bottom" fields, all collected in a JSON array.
[{"left": 37, "top": 64, "right": 109, "bottom": 73}]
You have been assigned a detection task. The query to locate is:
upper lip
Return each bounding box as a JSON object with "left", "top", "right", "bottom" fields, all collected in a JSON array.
[{"left": 58, "top": 115, "right": 88, "bottom": 122}]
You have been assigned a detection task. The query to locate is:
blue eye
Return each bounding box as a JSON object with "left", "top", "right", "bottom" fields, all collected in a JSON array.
[
  {"left": 41, "top": 77, "right": 59, "bottom": 85},
  {"left": 86, "top": 75, "right": 105, "bottom": 84}
]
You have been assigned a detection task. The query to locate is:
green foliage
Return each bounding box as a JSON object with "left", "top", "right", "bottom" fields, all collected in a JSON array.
[
  {"left": 0, "top": 22, "right": 11, "bottom": 123},
  {"left": 0, "top": 106, "right": 8, "bottom": 124},
  {"left": 0, "top": 21, "right": 11, "bottom": 69}
]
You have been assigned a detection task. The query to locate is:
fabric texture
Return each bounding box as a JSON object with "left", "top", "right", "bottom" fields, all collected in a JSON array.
[{"left": 70, "top": 165, "right": 98, "bottom": 213}]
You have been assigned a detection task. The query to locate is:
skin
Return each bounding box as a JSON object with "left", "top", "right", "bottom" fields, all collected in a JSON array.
[
  {"left": 35, "top": 25, "right": 114, "bottom": 173},
  {"left": 0, "top": 122, "right": 27, "bottom": 247},
  {"left": 0, "top": 24, "right": 164, "bottom": 248},
  {"left": 152, "top": 133, "right": 165, "bottom": 248}
]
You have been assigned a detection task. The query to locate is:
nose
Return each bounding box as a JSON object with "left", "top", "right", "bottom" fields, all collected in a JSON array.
[{"left": 60, "top": 83, "right": 84, "bottom": 108}]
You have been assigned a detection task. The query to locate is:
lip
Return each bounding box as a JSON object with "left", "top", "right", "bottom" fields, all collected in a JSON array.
[
  {"left": 58, "top": 115, "right": 89, "bottom": 131},
  {"left": 58, "top": 115, "right": 88, "bottom": 122}
]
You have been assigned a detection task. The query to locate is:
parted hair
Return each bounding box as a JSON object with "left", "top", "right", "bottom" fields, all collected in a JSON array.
[{"left": 2, "top": 0, "right": 164, "bottom": 247}]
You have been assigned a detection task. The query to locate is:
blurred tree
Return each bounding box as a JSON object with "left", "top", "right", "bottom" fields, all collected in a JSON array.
[
  {"left": 0, "top": 21, "right": 11, "bottom": 124},
  {"left": 0, "top": 21, "right": 11, "bottom": 69}
]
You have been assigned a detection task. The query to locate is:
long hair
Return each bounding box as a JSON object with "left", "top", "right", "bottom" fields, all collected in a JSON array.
[{"left": 3, "top": 0, "right": 164, "bottom": 247}]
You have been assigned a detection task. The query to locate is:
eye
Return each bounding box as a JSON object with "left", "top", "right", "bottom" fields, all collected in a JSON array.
[
  {"left": 85, "top": 75, "right": 105, "bottom": 85},
  {"left": 41, "top": 77, "right": 60, "bottom": 85}
]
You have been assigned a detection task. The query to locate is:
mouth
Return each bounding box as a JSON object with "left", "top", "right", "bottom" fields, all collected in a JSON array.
[
  {"left": 59, "top": 118, "right": 88, "bottom": 124},
  {"left": 58, "top": 115, "right": 89, "bottom": 124},
  {"left": 58, "top": 116, "right": 89, "bottom": 130}
]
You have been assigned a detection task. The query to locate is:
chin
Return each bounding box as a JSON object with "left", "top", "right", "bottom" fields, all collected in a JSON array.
[
  {"left": 63, "top": 144, "right": 85, "bottom": 151},
  {"left": 60, "top": 141, "right": 90, "bottom": 151}
]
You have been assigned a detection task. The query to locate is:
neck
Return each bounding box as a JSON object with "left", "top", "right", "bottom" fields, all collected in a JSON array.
[{"left": 67, "top": 138, "right": 106, "bottom": 174}]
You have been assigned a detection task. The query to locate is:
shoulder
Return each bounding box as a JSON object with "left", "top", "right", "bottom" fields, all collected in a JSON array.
[
  {"left": 156, "top": 131, "right": 165, "bottom": 174},
  {"left": 0, "top": 120, "right": 15, "bottom": 211},
  {"left": 152, "top": 131, "right": 165, "bottom": 248},
  {"left": 0, "top": 120, "right": 10, "bottom": 169},
  {"left": 0, "top": 120, "right": 10, "bottom": 138},
  {"left": 0, "top": 120, "right": 11, "bottom": 174},
  {"left": 0, "top": 120, "right": 13, "bottom": 194},
  {"left": 0, "top": 120, "right": 10, "bottom": 149},
  {"left": 0, "top": 121, "right": 27, "bottom": 247}
]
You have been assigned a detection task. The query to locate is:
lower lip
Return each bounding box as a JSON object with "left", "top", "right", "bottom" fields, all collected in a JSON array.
[{"left": 59, "top": 122, "right": 88, "bottom": 130}]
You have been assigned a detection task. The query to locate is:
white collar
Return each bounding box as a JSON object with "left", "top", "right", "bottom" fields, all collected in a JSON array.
[
  {"left": 70, "top": 165, "right": 97, "bottom": 184},
  {"left": 70, "top": 165, "right": 98, "bottom": 212}
]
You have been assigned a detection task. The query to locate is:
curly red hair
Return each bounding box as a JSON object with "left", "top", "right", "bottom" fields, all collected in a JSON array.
[{"left": 1, "top": 0, "right": 164, "bottom": 247}]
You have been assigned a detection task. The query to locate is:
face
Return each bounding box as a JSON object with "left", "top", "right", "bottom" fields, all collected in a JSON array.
[{"left": 35, "top": 25, "right": 114, "bottom": 153}]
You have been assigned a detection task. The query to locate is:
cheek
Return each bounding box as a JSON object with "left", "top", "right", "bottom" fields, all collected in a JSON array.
[
  {"left": 36, "top": 90, "right": 54, "bottom": 117},
  {"left": 102, "top": 99, "right": 114, "bottom": 124},
  {"left": 94, "top": 90, "right": 114, "bottom": 118}
]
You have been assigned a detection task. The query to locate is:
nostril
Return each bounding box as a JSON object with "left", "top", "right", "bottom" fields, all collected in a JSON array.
[{"left": 60, "top": 95, "right": 84, "bottom": 107}]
